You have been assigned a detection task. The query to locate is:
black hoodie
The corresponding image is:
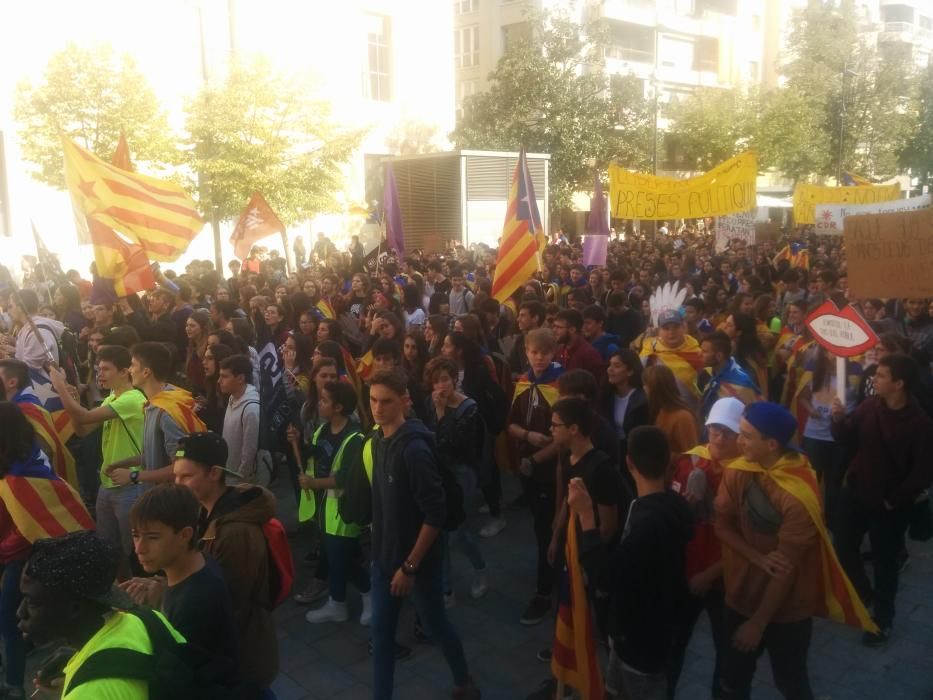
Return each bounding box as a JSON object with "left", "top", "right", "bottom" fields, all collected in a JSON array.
[
  {"left": 371, "top": 419, "right": 446, "bottom": 575},
  {"left": 580, "top": 490, "right": 693, "bottom": 674}
]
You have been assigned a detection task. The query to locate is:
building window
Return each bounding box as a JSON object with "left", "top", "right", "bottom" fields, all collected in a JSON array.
[
  {"left": 364, "top": 14, "right": 391, "bottom": 102},
  {"left": 455, "top": 25, "right": 480, "bottom": 68},
  {"left": 502, "top": 21, "right": 531, "bottom": 52},
  {"left": 882, "top": 4, "right": 914, "bottom": 23},
  {"left": 606, "top": 20, "right": 655, "bottom": 64},
  {"left": 457, "top": 79, "right": 479, "bottom": 120},
  {"left": 693, "top": 36, "right": 719, "bottom": 72},
  {"left": 455, "top": 0, "right": 478, "bottom": 14}
]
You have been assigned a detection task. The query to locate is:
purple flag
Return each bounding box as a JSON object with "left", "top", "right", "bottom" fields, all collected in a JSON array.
[
  {"left": 383, "top": 163, "right": 405, "bottom": 258},
  {"left": 582, "top": 173, "right": 609, "bottom": 266}
]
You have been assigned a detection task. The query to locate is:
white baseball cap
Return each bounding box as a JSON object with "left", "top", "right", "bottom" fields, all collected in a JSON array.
[{"left": 705, "top": 397, "right": 745, "bottom": 434}]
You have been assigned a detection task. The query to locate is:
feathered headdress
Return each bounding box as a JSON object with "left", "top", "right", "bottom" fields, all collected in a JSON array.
[{"left": 649, "top": 282, "right": 687, "bottom": 327}]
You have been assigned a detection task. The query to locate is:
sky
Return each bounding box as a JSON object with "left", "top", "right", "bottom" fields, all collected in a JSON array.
[{"left": 0, "top": 0, "right": 339, "bottom": 280}]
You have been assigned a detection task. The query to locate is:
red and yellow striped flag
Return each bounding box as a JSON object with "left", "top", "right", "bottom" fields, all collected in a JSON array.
[
  {"left": 551, "top": 515, "right": 604, "bottom": 699},
  {"left": 491, "top": 150, "right": 545, "bottom": 303},
  {"left": 64, "top": 137, "right": 202, "bottom": 262},
  {"left": 148, "top": 388, "right": 206, "bottom": 434}
]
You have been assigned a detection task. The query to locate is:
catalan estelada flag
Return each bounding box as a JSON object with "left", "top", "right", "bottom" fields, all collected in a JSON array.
[
  {"left": 491, "top": 149, "right": 545, "bottom": 303},
  {"left": 0, "top": 447, "right": 93, "bottom": 543},
  {"left": 773, "top": 244, "right": 809, "bottom": 271},
  {"left": 640, "top": 336, "right": 704, "bottom": 400},
  {"left": 14, "top": 388, "right": 78, "bottom": 488},
  {"left": 63, "top": 137, "right": 202, "bottom": 262},
  {"left": 356, "top": 349, "right": 375, "bottom": 383},
  {"left": 727, "top": 453, "right": 878, "bottom": 633},
  {"left": 512, "top": 363, "right": 563, "bottom": 407},
  {"left": 551, "top": 515, "right": 604, "bottom": 699},
  {"left": 148, "top": 388, "right": 206, "bottom": 434},
  {"left": 842, "top": 172, "right": 872, "bottom": 186},
  {"left": 316, "top": 299, "right": 336, "bottom": 320}
]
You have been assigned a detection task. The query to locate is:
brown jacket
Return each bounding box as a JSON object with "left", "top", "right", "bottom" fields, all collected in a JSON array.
[
  {"left": 714, "top": 467, "right": 821, "bottom": 623},
  {"left": 199, "top": 484, "right": 278, "bottom": 688}
]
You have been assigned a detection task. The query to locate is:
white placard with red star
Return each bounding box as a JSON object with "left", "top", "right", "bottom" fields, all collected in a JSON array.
[{"left": 814, "top": 194, "right": 930, "bottom": 234}]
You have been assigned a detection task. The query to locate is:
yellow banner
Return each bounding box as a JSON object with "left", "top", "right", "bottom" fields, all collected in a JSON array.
[
  {"left": 609, "top": 151, "right": 757, "bottom": 221},
  {"left": 792, "top": 183, "right": 901, "bottom": 225}
]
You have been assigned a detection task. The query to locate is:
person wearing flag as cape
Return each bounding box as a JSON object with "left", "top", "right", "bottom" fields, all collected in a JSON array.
[
  {"left": 714, "top": 402, "right": 876, "bottom": 700},
  {"left": 699, "top": 331, "right": 761, "bottom": 426},
  {"left": 0, "top": 401, "right": 94, "bottom": 698},
  {"left": 639, "top": 283, "right": 704, "bottom": 412},
  {"left": 507, "top": 327, "right": 564, "bottom": 626},
  {"left": 105, "top": 342, "right": 205, "bottom": 488}
]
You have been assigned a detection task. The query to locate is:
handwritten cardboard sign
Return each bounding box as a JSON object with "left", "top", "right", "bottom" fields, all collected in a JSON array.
[{"left": 844, "top": 208, "right": 933, "bottom": 298}]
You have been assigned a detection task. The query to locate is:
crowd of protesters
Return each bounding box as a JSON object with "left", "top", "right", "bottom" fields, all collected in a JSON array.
[{"left": 0, "top": 222, "right": 931, "bottom": 700}]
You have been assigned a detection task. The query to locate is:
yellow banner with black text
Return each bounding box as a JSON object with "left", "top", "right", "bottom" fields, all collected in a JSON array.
[{"left": 609, "top": 151, "right": 758, "bottom": 221}]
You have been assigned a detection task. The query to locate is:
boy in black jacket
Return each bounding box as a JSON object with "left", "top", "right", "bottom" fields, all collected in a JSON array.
[{"left": 568, "top": 425, "right": 693, "bottom": 699}]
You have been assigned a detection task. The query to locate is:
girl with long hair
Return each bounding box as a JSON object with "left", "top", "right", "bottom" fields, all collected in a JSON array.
[
  {"left": 402, "top": 331, "right": 429, "bottom": 386},
  {"left": 199, "top": 343, "right": 233, "bottom": 432},
  {"left": 402, "top": 284, "right": 426, "bottom": 331},
  {"left": 599, "top": 349, "right": 650, "bottom": 466},
  {"left": 424, "top": 314, "right": 449, "bottom": 358},
  {"left": 264, "top": 302, "right": 291, "bottom": 348},
  {"left": 53, "top": 284, "right": 86, "bottom": 335},
  {"left": 724, "top": 312, "right": 768, "bottom": 396},
  {"left": 184, "top": 309, "right": 211, "bottom": 395},
  {"left": 283, "top": 332, "right": 315, "bottom": 397},
  {"left": 642, "top": 364, "right": 698, "bottom": 453}
]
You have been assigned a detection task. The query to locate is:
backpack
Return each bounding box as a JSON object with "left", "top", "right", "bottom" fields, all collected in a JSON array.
[
  {"left": 36, "top": 323, "right": 80, "bottom": 387},
  {"left": 66, "top": 608, "right": 261, "bottom": 700},
  {"left": 262, "top": 518, "right": 295, "bottom": 608}
]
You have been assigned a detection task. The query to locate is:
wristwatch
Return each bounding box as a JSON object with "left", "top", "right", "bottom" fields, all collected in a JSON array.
[
  {"left": 130, "top": 470, "right": 140, "bottom": 485},
  {"left": 402, "top": 559, "right": 419, "bottom": 576}
]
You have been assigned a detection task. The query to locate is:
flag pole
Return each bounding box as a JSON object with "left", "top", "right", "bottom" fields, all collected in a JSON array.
[{"left": 0, "top": 265, "right": 57, "bottom": 367}]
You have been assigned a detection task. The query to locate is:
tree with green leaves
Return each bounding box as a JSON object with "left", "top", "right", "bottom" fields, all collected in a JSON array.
[
  {"left": 899, "top": 61, "right": 933, "bottom": 194},
  {"left": 780, "top": 0, "right": 917, "bottom": 180},
  {"left": 183, "top": 57, "right": 363, "bottom": 224},
  {"left": 756, "top": 86, "right": 833, "bottom": 184},
  {"left": 606, "top": 73, "right": 654, "bottom": 174},
  {"left": 662, "top": 87, "right": 758, "bottom": 172},
  {"left": 452, "top": 10, "right": 634, "bottom": 212},
  {"left": 14, "top": 43, "right": 175, "bottom": 188}
]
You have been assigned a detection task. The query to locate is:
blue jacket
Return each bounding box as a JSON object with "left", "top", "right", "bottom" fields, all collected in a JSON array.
[{"left": 591, "top": 333, "right": 620, "bottom": 361}]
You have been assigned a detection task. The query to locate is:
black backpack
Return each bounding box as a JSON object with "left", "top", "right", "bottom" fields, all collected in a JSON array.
[
  {"left": 66, "top": 608, "right": 260, "bottom": 700},
  {"left": 36, "top": 323, "right": 80, "bottom": 387}
]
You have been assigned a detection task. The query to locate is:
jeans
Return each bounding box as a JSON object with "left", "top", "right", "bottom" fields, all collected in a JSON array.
[
  {"left": 96, "top": 484, "right": 144, "bottom": 575},
  {"left": 667, "top": 587, "right": 726, "bottom": 699},
  {"left": 371, "top": 561, "right": 470, "bottom": 699},
  {"left": 0, "top": 560, "right": 25, "bottom": 688},
  {"left": 719, "top": 608, "right": 813, "bottom": 700},
  {"left": 324, "top": 534, "right": 370, "bottom": 602},
  {"left": 835, "top": 485, "right": 911, "bottom": 627},
  {"left": 443, "top": 465, "right": 486, "bottom": 593},
  {"left": 802, "top": 437, "right": 846, "bottom": 530},
  {"left": 606, "top": 647, "right": 667, "bottom": 700},
  {"left": 521, "top": 475, "right": 555, "bottom": 596}
]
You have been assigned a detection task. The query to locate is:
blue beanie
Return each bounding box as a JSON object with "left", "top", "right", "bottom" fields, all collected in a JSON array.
[{"left": 743, "top": 402, "right": 798, "bottom": 449}]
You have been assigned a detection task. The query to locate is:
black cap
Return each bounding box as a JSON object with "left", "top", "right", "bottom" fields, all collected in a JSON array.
[
  {"left": 27, "top": 531, "right": 135, "bottom": 610},
  {"left": 174, "top": 431, "right": 228, "bottom": 469}
]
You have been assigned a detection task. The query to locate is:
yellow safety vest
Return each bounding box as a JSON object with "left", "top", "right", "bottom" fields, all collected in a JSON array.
[
  {"left": 301, "top": 425, "right": 363, "bottom": 537},
  {"left": 362, "top": 425, "right": 379, "bottom": 485}
]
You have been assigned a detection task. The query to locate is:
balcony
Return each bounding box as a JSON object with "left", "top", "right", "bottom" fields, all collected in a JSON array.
[
  {"left": 879, "top": 20, "right": 933, "bottom": 44},
  {"left": 605, "top": 45, "right": 655, "bottom": 64}
]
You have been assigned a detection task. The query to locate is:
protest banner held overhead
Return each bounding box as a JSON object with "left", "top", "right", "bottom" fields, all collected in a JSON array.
[
  {"left": 812, "top": 194, "right": 932, "bottom": 234},
  {"left": 844, "top": 207, "right": 933, "bottom": 298},
  {"left": 792, "top": 182, "right": 901, "bottom": 225},
  {"left": 609, "top": 151, "right": 757, "bottom": 220}
]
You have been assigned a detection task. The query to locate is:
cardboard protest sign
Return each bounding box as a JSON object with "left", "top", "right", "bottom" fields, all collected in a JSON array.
[
  {"left": 715, "top": 210, "right": 756, "bottom": 252},
  {"left": 844, "top": 208, "right": 933, "bottom": 298}
]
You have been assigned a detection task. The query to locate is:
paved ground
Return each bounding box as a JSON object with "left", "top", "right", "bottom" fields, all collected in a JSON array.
[{"left": 268, "top": 473, "right": 933, "bottom": 700}]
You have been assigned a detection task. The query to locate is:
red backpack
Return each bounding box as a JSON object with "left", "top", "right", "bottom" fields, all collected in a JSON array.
[{"left": 261, "top": 518, "right": 295, "bottom": 608}]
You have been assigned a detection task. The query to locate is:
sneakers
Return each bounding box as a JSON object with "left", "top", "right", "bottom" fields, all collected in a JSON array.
[
  {"left": 444, "top": 591, "right": 456, "bottom": 609},
  {"left": 480, "top": 517, "right": 506, "bottom": 538},
  {"left": 294, "top": 579, "right": 329, "bottom": 605},
  {"left": 471, "top": 570, "right": 488, "bottom": 599},
  {"left": 535, "top": 646, "right": 551, "bottom": 662},
  {"left": 520, "top": 595, "right": 551, "bottom": 625},
  {"left": 863, "top": 624, "right": 891, "bottom": 647},
  {"left": 305, "top": 598, "right": 348, "bottom": 624},
  {"left": 360, "top": 592, "right": 372, "bottom": 626}
]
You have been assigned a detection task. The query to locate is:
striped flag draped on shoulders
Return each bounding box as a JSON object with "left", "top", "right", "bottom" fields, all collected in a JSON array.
[{"left": 491, "top": 149, "right": 545, "bottom": 304}]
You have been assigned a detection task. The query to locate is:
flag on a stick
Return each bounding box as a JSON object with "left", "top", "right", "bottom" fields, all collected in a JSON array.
[
  {"left": 383, "top": 163, "right": 405, "bottom": 258},
  {"left": 63, "top": 137, "right": 202, "bottom": 261},
  {"left": 551, "top": 516, "right": 604, "bottom": 699},
  {"left": 230, "top": 192, "right": 286, "bottom": 261},
  {"left": 582, "top": 173, "right": 609, "bottom": 267},
  {"left": 842, "top": 172, "right": 871, "bottom": 186},
  {"left": 491, "top": 150, "right": 545, "bottom": 303}
]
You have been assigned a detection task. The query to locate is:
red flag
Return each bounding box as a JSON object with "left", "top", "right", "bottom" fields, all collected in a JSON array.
[{"left": 230, "top": 192, "right": 286, "bottom": 260}]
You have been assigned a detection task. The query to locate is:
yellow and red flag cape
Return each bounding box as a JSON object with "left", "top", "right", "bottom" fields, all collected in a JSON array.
[
  {"left": 316, "top": 299, "right": 336, "bottom": 320},
  {"left": 727, "top": 453, "right": 878, "bottom": 632},
  {"left": 148, "top": 388, "right": 206, "bottom": 434},
  {"left": 640, "top": 335, "right": 704, "bottom": 398},
  {"left": 16, "top": 397, "right": 78, "bottom": 488},
  {"left": 551, "top": 515, "right": 604, "bottom": 699},
  {"left": 0, "top": 448, "right": 93, "bottom": 543}
]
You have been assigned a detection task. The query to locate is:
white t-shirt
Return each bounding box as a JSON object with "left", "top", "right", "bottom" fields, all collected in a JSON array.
[
  {"left": 405, "top": 308, "right": 426, "bottom": 330},
  {"left": 613, "top": 389, "right": 635, "bottom": 439}
]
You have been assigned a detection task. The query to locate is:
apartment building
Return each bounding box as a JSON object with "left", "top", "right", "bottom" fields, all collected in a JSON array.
[{"left": 878, "top": 0, "right": 933, "bottom": 68}]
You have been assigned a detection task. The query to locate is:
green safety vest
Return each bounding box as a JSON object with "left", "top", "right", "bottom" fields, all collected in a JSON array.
[{"left": 300, "top": 425, "right": 363, "bottom": 537}]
